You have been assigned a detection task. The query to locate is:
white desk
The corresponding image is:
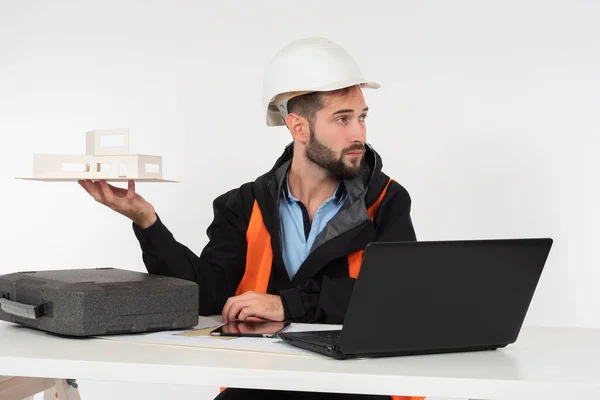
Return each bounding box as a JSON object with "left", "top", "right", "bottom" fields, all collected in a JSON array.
[{"left": 0, "top": 321, "right": 599, "bottom": 400}]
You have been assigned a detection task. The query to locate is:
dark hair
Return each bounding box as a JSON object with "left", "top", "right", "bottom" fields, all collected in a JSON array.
[
  {"left": 286, "top": 92, "right": 322, "bottom": 129},
  {"left": 286, "top": 86, "right": 353, "bottom": 128}
]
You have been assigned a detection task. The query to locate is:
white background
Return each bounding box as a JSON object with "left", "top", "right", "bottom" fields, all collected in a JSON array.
[{"left": 1, "top": 0, "right": 598, "bottom": 399}]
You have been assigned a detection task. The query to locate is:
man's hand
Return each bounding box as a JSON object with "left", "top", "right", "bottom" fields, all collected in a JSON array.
[
  {"left": 222, "top": 291, "right": 284, "bottom": 322},
  {"left": 79, "top": 179, "right": 157, "bottom": 229}
]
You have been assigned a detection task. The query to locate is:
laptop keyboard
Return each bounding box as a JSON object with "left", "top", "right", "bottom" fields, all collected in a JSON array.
[{"left": 293, "top": 330, "right": 341, "bottom": 345}]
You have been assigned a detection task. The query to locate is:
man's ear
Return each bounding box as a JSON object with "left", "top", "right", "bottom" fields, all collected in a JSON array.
[{"left": 286, "top": 113, "right": 309, "bottom": 144}]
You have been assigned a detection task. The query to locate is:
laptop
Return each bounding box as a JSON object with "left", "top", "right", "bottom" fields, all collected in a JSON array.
[{"left": 279, "top": 238, "right": 553, "bottom": 359}]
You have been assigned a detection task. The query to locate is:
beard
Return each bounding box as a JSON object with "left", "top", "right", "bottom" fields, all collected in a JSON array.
[{"left": 305, "top": 128, "right": 365, "bottom": 179}]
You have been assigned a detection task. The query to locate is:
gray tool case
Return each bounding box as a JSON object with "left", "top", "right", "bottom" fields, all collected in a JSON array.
[{"left": 0, "top": 267, "right": 199, "bottom": 337}]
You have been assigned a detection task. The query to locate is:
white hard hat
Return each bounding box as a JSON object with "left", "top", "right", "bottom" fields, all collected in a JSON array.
[{"left": 262, "top": 37, "right": 380, "bottom": 127}]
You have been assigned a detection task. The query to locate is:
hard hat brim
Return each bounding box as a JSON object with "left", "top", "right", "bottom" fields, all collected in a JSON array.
[{"left": 265, "top": 81, "right": 380, "bottom": 127}]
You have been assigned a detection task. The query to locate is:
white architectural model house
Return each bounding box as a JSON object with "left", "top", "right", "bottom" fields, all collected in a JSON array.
[{"left": 18, "top": 129, "right": 177, "bottom": 182}]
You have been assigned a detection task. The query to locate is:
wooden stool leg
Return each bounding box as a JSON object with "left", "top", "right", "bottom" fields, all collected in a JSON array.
[
  {"left": 44, "top": 378, "right": 81, "bottom": 400},
  {"left": 0, "top": 376, "right": 54, "bottom": 400}
]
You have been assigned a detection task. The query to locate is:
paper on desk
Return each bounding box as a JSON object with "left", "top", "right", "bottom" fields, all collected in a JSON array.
[{"left": 95, "top": 316, "right": 342, "bottom": 357}]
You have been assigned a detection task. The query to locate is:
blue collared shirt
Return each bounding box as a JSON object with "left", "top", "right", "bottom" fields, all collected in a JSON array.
[{"left": 279, "top": 171, "right": 347, "bottom": 280}]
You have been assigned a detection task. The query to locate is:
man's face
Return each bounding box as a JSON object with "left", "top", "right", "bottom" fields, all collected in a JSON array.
[{"left": 305, "top": 86, "right": 368, "bottom": 179}]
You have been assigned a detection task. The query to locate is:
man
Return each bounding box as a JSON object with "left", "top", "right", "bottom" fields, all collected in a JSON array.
[{"left": 79, "top": 37, "right": 420, "bottom": 400}]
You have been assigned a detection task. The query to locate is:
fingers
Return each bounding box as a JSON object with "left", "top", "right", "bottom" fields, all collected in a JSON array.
[
  {"left": 99, "top": 180, "right": 117, "bottom": 204},
  {"left": 78, "top": 180, "right": 89, "bottom": 195},
  {"left": 79, "top": 180, "right": 127, "bottom": 211},
  {"left": 222, "top": 296, "right": 236, "bottom": 322},
  {"left": 229, "top": 300, "right": 253, "bottom": 322},
  {"left": 104, "top": 182, "right": 129, "bottom": 197},
  {"left": 221, "top": 292, "right": 285, "bottom": 322},
  {"left": 227, "top": 299, "right": 254, "bottom": 323},
  {"left": 236, "top": 303, "right": 278, "bottom": 321},
  {"left": 222, "top": 292, "right": 258, "bottom": 322},
  {"left": 222, "top": 297, "right": 232, "bottom": 322},
  {"left": 99, "top": 180, "right": 133, "bottom": 210},
  {"left": 237, "top": 306, "right": 259, "bottom": 322},
  {"left": 79, "top": 180, "right": 106, "bottom": 204},
  {"left": 126, "top": 180, "right": 136, "bottom": 200},
  {"left": 78, "top": 178, "right": 152, "bottom": 225}
]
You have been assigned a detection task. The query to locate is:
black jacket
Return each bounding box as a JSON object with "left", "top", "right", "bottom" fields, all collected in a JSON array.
[{"left": 133, "top": 143, "right": 417, "bottom": 324}]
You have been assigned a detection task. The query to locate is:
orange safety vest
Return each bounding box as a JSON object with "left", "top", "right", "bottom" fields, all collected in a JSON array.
[{"left": 227, "top": 178, "right": 425, "bottom": 400}]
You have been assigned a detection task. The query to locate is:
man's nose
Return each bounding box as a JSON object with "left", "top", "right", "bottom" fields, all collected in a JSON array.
[{"left": 348, "top": 122, "right": 366, "bottom": 143}]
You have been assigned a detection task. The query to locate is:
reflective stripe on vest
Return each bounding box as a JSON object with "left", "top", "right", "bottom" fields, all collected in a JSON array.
[
  {"left": 237, "top": 178, "right": 394, "bottom": 295},
  {"left": 347, "top": 178, "right": 393, "bottom": 278},
  {"left": 236, "top": 199, "right": 274, "bottom": 295},
  {"left": 233, "top": 177, "right": 424, "bottom": 400}
]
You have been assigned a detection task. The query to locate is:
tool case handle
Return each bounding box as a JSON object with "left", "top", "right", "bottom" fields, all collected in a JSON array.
[{"left": 0, "top": 298, "right": 44, "bottom": 319}]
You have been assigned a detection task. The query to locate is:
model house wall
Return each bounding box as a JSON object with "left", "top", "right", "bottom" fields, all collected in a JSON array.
[{"left": 30, "top": 129, "right": 163, "bottom": 180}]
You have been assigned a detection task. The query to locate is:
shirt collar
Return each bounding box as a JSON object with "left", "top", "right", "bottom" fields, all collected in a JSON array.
[{"left": 282, "top": 170, "right": 346, "bottom": 204}]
